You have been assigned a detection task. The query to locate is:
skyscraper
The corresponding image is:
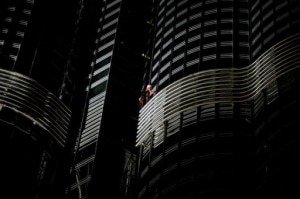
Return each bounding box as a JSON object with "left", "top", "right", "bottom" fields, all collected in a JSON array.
[
  {"left": 0, "top": 0, "right": 82, "bottom": 198},
  {"left": 0, "top": 0, "right": 148, "bottom": 198},
  {"left": 67, "top": 0, "right": 149, "bottom": 198},
  {"left": 2, "top": 0, "right": 300, "bottom": 198},
  {"left": 136, "top": 0, "right": 300, "bottom": 198}
]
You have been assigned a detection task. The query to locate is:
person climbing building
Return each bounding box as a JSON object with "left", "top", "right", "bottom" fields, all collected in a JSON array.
[
  {"left": 145, "top": 84, "right": 156, "bottom": 102},
  {"left": 138, "top": 84, "right": 156, "bottom": 108}
]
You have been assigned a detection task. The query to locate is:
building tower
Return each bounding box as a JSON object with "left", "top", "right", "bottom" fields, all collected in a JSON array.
[
  {"left": 67, "top": 0, "right": 149, "bottom": 198},
  {"left": 136, "top": 0, "right": 300, "bottom": 198},
  {"left": 0, "top": 0, "right": 86, "bottom": 198},
  {"left": 0, "top": 0, "right": 149, "bottom": 198},
  {"left": 67, "top": 0, "right": 125, "bottom": 197}
]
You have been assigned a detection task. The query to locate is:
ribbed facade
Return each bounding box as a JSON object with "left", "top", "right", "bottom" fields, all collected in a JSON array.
[
  {"left": 0, "top": 0, "right": 81, "bottom": 198},
  {"left": 69, "top": 0, "right": 123, "bottom": 198},
  {"left": 249, "top": 0, "right": 300, "bottom": 60},
  {"left": 145, "top": 0, "right": 250, "bottom": 92},
  {"left": 69, "top": 0, "right": 150, "bottom": 197},
  {"left": 2, "top": 0, "right": 299, "bottom": 198},
  {"left": 136, "top": 0, "right": 300, "bottom": 198}
]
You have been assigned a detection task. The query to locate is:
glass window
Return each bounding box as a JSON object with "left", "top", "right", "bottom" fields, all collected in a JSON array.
[
  {"left": 175, "top": 19, "right": 187, "bottom": 29},
  {"left": 191, "top": 2, "right": 202, "bottom": 10},
  {"left": 189, "top": 23, "right": 201, "bottom": 32},
  {"left": 91, "top": 81, "right": 107, "bottom": 96},
  {"left": 251, "top": 10, "right": 260, "bottom": 23},
  {"left": 158, "top": 74, "right": 169, "bottom": 86},
  {"left": 188, "top": 34, "right": 200, "bottom": 43},
  {"left": 178, "top": 0, "right": 188, "bottom": 7},
  {"left": 252, "top": 27, "right": 261, "bottom": 43},
  {"left": 161, "top": 50, "right": 172, "bottom": 61},
  {"left": 251, "top": 21, "right": 260, "bottom": 34},
  {"left": 252, "top": 44, "right": 262, "bottom": 58},
  {"left": 251, "top": 0, "right": 260, "bottom": 12},
  {"left": 163, "top": 38, "right": 172, "bottom": 50},
  {"left": 166, "top": 6, "right": 175, "bottom": 17},
  {"left": 263, "top": 32, "right": 275, "bottom": 45},
  {"left": 174, "top": 41, "right": 185, "bottom": 51},
  {"left": 275, "top": 1, "right": 288, "bottom": 11},
  {"left": 276, "top": 24, "right": 289, "bottom": 34},
  {"left": 106, "top": 0, "right": 121, "bottom": 9},
  {"left": 263, "top": 21, "right": 274, "bottom": 33},
  {"left": 262, "top": 0, "right": 273, "bottom": 10},
  {"left": 276, "top": 12, "right": 288, "bottom": 23}
]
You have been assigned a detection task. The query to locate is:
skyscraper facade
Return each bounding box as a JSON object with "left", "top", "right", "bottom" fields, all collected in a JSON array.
[
  {"left": 67, "top": 0, "right": 149, "bottom": 198},
  {"left": 0, "top": 0, "right": 82, "bottom": 198},
  {"left": 136, "top": 0, "right": 300, "bottom": 198},
  {"left": 68, "top": 0, "right": 125, "bottom": 197},
  {"left": 2, "top": 0, "right": 300, "bottom": 198},
  {"left": 0, "top": 0, "right": 148, "bottom": 198}
]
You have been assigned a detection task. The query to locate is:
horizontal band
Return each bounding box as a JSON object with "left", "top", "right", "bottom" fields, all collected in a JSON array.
[
  {"left": 137, "top": 33, "right": 300, "bottom": 146},
  {"left": 0, "top": 69, "right": 71, "bottom": 147}
]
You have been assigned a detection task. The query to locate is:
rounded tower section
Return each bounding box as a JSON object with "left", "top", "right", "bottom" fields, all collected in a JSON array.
[{"left": 136, "top": 0, "right": 300, "bottom": 198}]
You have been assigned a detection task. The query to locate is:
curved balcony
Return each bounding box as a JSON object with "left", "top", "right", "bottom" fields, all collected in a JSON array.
[
  {"left": 137, "top": 33, "right": 300, "bottom": 146},
  {"left": 0, "top": 69, "right": 71, "bottom": 148}
]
